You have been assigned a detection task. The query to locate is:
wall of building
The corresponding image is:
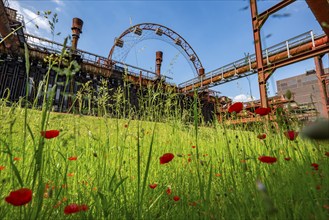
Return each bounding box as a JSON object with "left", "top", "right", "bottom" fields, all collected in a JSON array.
[{"left": 276, "top": 68, "right": 329, "bottom": 117}]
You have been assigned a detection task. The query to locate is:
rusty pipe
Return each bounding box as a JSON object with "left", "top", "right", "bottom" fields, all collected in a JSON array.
[
  {"left": 181, "top": 36, "right": 329, "bottom": 92},
  {"left": 71, "top": 18, "right": 83, "bottom": 52},
  {"left": 155, "top": 51, "right": 163, "bottom": 77}
]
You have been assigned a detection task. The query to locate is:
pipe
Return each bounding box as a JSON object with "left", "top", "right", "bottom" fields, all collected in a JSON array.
[
  {"left": 181, "top": 36, "right": 329, "bottom": 92},
  {"left": 71, "top": 18, "right": 83, "bottom": 52},
  {"left": 155, "top": 51, "right": 163, "bottom": 77}
]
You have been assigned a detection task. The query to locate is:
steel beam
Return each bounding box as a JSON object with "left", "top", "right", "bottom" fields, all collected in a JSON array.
[
  {"left": 250, "top": 0, "right": 268, "bottom": 108},
  {"left": 314, "top": 56, "right": 329, "bottom": 118},
  {"left": 306, "top": 0, "right": 329, "bottom": 37}
]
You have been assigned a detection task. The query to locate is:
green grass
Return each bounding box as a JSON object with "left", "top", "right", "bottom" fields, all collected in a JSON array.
[{"left": 0, "top": 103, "right": 328, "bottom": 220}]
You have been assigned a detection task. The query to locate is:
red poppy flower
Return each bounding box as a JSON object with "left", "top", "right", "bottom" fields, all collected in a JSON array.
[
  {"left": 188, "top": 158, "right": 191, "bottom": 163},
  {"left": 160, "top": 153, "right": 174, "bottom": 164},
  {"left": 228, "top": 102, "right": 243, "bottom": 113},
  {"left": 0, "top": 166, "right": 5, "bottom": 170},
  {"left": 64, "top": 204, "right": 88, "bottom": 215},
  {"left": 311, "top": 163, "right": 319, "bottom": 171},
  {"left": 257, "top": 134, "right": 266, "bottom": 140},
  {"left": 166, "top": 187, "right": 172, "bottom": 195},
  {"left": 284, "top": 130, "right": 298, "bottom": 141},
  {"left": 41, "top": 130, "right": 60, "bottom": 139},
  {"left": 192, "top": 145, "right": 196, "bottom": 149},
  {"left": 173, "top": 196, "right": 180, "bottom": 201},
  {"left": 5, "top": 188, "right": 32, "bottom": 206},
  {"left": 67, "top": 173, "right": 74, "bottom": 177},
  {"left": 215, "top": 173, "right": 221, "bottom": 177},
  {"left": 68, "top": 156, "right": 77, "bottom": 161},
  {"left": 284, "top": 157, "right": 291, "bottom": 161},
  {"left": 14, "top": 157, "right": 20, "bottom": 161},
  {"left": 258, "top": 156, "right": 277, "bottom": 164},
  {"left": 325, "top": 152, "right": 329, "bottom": 157},
  {"left": 149, "top": 183, "right": 157, "bottom": 189},
  {"left": 255, "top": 107, "right": 271, "bottom": 116}
]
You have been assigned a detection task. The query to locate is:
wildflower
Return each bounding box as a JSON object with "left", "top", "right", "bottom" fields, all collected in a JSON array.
[
  {"left": 325, "top": 152, "right": 329, "bottom": 157},
  {"left": 257, "top": 134, "right": 266, "bottom": 140},
  {"left": 0, "top": 166, "right": 5, "bottom": 170},
  {"left": 258, "top": 156, "right": 277, "bottom": 164},
  {"left": 149, "top": 183, "right": 158, "bottom": 189},
  {"left": 64, "top": 204, "right": 88, "bottom": 215},
  {"left": 284, "top": 157, "right": 291, "bottom": 161},
  {"left": 215, "top": 173, "right": 221, "bottom": 177},
  {"left": 5, "top": 188, "right": 32, "bottom": 206},
  {"left": 41, "top": 130, "right": 60, "bottom": 139},
  {"left": 284, "top": 130, "right": 298, "bottom": 141},
  {"left": 166, "top": 187, "right": 172, "bottom": 195},
  {"left": 13, "top": 157, "right": 20, "bottom": 161},
  {"left": 160, "top": 153, "right": 174, "bottom": 164},
  {"left": 192, "top": 145, "right": 196, "bottom": 149},
  {"left": 311, "top": 163, "right": 319, "bottom": 171},
  {"left": 67, "top": 173, "right": 74, "bottom": 177},
  {"left": 228, "top": 102, "right": 243, "bottom": 113},
  {"left": 124, "top": 124, "right": 128, "bottom": 128},
  {"left": 255, "top": 107, "right": 271, "bottom": 116},
  {"left": 203, "top": 154, "right": 208, "bottom": 157},
  {"left": 188, "top": 158, "right": 191, "bottom": 163},
  {"left": 68, "top": 156, "right": 78, "bottom": 161},
  {"left": 173, "top": 196, "right": 180, "bottom": 201}
]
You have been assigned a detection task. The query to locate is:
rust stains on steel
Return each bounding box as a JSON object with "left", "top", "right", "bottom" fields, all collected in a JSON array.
[
  {"left": 180, "top": 35, "right": 329, "bottom": 93},
  {"left": 71, "top": 18, "right": 83, "bottom": 52},
  {"left": 306, "top": 0, "right": 329, "bottom": 37},
  {"left": 155, "top": 51, "right": 163, "bottom": 77}
]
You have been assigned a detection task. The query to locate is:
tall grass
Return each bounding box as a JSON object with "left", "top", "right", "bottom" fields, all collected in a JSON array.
[{"left": 0, "top": 41, "right": 328, "bottom": 220}]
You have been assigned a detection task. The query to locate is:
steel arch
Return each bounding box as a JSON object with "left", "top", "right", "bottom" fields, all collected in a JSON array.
[{"left": 108, "top": 23, "right": 204, "bottom": 76}]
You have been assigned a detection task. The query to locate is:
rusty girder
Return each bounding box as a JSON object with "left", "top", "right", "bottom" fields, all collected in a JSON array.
[{"left": 108, "top": 23, "right": 205, "bottom": 76}]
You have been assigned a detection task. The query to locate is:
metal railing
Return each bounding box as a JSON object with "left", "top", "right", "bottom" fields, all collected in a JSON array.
[
  {"left": 24, "top": 33, "right": 173, "bottom": 82},
  {"left": 179, "top": 31, "right": 325, "bottom": 89}
]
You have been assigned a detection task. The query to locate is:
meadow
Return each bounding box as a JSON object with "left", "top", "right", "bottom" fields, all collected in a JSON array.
[
  {"left": 0, "top": 91, "right": 329, "bottom": 220},
  {"left": 0, "top": 38, "right": 328, "bottom": 220}
]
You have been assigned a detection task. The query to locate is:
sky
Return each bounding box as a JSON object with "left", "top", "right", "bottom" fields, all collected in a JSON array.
[{"left": 7, "top": 0, "right": 329, "bottom": 102}]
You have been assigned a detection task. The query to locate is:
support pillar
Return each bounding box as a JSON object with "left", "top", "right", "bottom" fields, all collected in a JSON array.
[
  {"left": 314, "top": 55, "right": 329, "bottom": 118},
  {"left": 250, "top": 0, "right": 268, "bottom": 108}
]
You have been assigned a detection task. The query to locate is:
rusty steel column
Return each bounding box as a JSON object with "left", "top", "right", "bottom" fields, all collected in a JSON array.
[
  {"left": 155, "top": 51, "right": 163, "bottom": 77},
  {"left": 71, "top": 18, "right": 83, "bottom": 52},
  {"left": 250, "top": 0, "right": 268, "bottom": 108},
  {"left": 314, "top": 56, "right": 329, "bottom": 118}
]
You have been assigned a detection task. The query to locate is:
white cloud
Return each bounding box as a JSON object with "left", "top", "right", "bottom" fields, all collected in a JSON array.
[
  {"left": 55, "top": 7, "right": 62, "bottom": 12},
  {"left": 9, "top": 1, "right": 50, "bottom": 34},
  {"left": 233, "top": 94, "right": 256, "bottom": 103},
  {"left": 51, "top": 0, "right": 65, "bottom": 7}
]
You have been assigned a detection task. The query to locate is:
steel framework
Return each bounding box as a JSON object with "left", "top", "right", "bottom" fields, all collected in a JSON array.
[{"left": 108, "top": 23, "right": 205, "bottom": 77}]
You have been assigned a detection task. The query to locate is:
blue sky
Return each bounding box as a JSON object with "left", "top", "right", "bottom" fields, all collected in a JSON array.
[{"left": 9, "top": 0, "right": 329, "bottom": 102}]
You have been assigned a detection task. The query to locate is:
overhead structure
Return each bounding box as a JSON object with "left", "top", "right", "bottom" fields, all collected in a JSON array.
[
  {"left": 178, "top": 0, "right": 329, "bottom": 117},
  {"left": 108, "top": 23, "right": 205, "bottom": 77}
]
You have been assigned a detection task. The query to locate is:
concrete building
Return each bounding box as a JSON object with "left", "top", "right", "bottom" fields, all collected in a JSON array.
[{"left": 276, "top": 68, "right": 329, "bottom": 118}]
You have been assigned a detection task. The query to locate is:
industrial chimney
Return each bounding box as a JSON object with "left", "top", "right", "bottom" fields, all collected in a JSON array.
[
  {"left": 155, "top": 51, "right": 163, "bottom": 77},
  {"left": 71, "top": 18, "right": 83, "bottom": 52}
]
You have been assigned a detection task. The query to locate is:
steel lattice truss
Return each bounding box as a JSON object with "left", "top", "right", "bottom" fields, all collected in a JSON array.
[{"left": 108, "top": 23, "right": 204, "bottom": 77}]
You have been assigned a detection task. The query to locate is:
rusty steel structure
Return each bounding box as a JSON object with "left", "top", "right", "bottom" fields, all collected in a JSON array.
[
  {"left": 0, "top": 0, "right": 329, "bottom": 122},
  {"left": 108, "top": 23, "right": 205, "bottom": 77}
]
